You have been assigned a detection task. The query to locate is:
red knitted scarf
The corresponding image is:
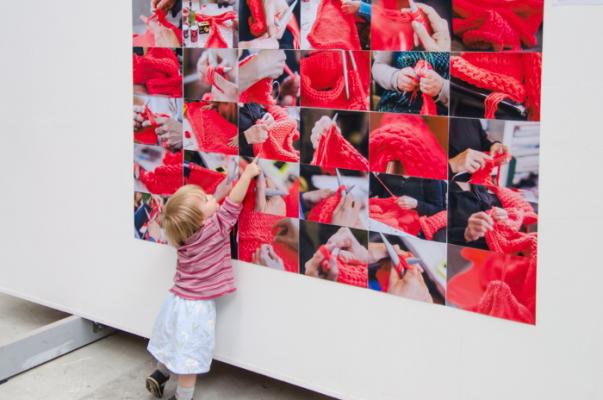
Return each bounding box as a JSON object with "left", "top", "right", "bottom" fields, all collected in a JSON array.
[
  {"left": 453, "top": 0, "right": 544, "bottom": 51},
  {"left": 318, "top": 245, "right": 368, "bottom": 287},
  {"left": 369, "top": 114, "right": 448, "bottom": 180},
  {"left": 133, "top": 9, "right": 183, "bottom": 47},
  {"left": 133, "top": 48, "right": 182, "bottom": 98},
  {"left": 371, "top": 5, "right": 430, "bottom": 50},
  {"left": 185, "top": 102, "right": 238, "bottom": 155},
  {"left": 253, "top": 105, "right": 300, "bottom": 162},
  {"left": 307, "top": 0, "right": 361, "bottom": 50},
  {"left": 450, "top": 52, "right": 542, "bottom": 120},
  {"left": 196, "top": 11, "right": 237, "bottom": 48},
  {"left": 311, "top": 125, "right": 369, "bottom": 171},
  {"left": 138, "top": 150, "right": 183, "bottom": 196},
  {"left": 300, "top": 50, "right": 369, "bottom": 111},
  {"left": 246, "top": 0, "right": 301, "bottom": 49}
]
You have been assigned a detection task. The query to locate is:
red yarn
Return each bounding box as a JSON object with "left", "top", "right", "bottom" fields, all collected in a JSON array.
[
  {"left": 133, "top": 48, "right": 182, "bottom": 98},
  {"left": 185, "top": 102, "right": 238, "bottom": 155},
  {"left": 371, "top": 5, "right": 430, "bottom": 50},
  {"left": 246, "top": 0, "right": 301, "bottom": 48},
  {"left": 300, "top": 50, "right": 369, "bottom": 111},
  {"left": 185, "top": 163, "right": 226, "bottom": 194},
  {"left": 369, "top": 113, "right": 448, "bottom": 180},
  {"left": 285, "top": 179, "right": 300, "bottom": 218},
  {"left": 195, "top": 11, "right": 236, "bottom": 48},
  {"left": 318, "top": 245, "right": 368, "bottom": 287},
  {"left": 239, "top": 55, "right": 275, "bottom": 105},
  {"left": 307, "top": 186, "right": 345, "bottom": 224},
  {"left": 138, "top": 150, "right": 183, "bottom": 196},
  {"left": 375, "top": 248, "right": 417, "bottom": 292},
  {"left": 453, "top": 0, "right": 544, "bottom": 51},
  {"left": 133, "top": 9, "right": 183, "bottom": 47},
  {"left": 307, "top": 0, "right": 361, "bottom": 50},
  {"left": 413, "top": 60, "right": 438, "bottom": 116},
  {"left": 450, "top": 52, "right": 542, "bottom": 120},
  {"left": 134, "top": 106, "right": 169, "bottom": 145},
  {"left": 252, "top": 104, "right": 300, "bottom": 162},
  {"left": 369, "top": 197, "right": 447, "bottom": 239},
  {"left": 311, "top": 125, "right": 369, "bottom": 171},
  {"left": 419, "top": 210, "right": 447, "bottom": 241}
]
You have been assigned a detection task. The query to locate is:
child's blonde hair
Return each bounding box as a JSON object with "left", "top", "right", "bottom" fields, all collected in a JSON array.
[{"left": 162, "top": 185, "right": 206, "bottom": 247}]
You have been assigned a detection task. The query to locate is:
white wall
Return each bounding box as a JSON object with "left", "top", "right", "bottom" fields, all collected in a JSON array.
[{"left": 1, "top": 1, "right": 602, "bottom": 399}]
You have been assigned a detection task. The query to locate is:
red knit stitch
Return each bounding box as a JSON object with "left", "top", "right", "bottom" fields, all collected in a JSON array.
[
  {"left": 450, "top": 52, "right": 542, "bottom": 120},
  {"left": 311, "top": 125, "right": 369, "bottom": 171},
  {"left": 369, "top": 114, "right": 447, "bottom": 180},
  {"left": 453, "top": 0, "right": 544, "bottom": 51},
  {"left": 300, "top": 51, "right": 369, "bottom": 111},
  {"left": 252, "top": 104, "right": 300, "bottom": 162},
  {"left": 419, "top": 210, "right": 447, "bottom": 241},
  {"left": 133, "top": 9, "right": 183, "bottom": 47},
  {"left": 246, "top": 0, "right": 301, "bottom": 49},
  {"left": 306, "top": 185, "right": 345, "bottom": 224},
  {"left": 134, "top": 106, "right": 169, "bottom": 145},
  {"left": 195, "top": 11, "right": 236, "bottom": 48},
  {"left": 185, "top": 163, "right": 226, "bottom": 194},
  {"left": 239, "top": 55, "right": 275, "bottom": 105},
  {"left": 318, "top": 245, "right": 368, "bottom": 287},
  {"left": 285, "top": 179, "right": 300, "bottom": 218},
  {"left": 307, "top": 0, "right": 361, "bottom": 50},
  {"left": 133, "top": 48, "right": 182, "bottom": 98},
  {"left": 138, "top": 150, "right": 183, "bottom": 196},
  {"left": 371, "top": 5, "right": 430, "bottom": 50},
  {"left": 186, "top": 101, "right": 238, "bottom": 155},
  {"left": 369, "top": 197, "right": 447, "bottom": 239}
]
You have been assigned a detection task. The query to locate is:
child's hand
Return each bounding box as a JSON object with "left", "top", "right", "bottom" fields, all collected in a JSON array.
[{"left": 242, "top": 156, "right": 261, "bottom": 179}]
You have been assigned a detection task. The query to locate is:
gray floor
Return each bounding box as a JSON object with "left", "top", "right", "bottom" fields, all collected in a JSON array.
[{"left": 0, "top": 294, "right": 333, "bottom": 400}]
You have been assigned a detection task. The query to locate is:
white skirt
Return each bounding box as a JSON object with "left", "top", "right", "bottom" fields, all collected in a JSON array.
[{"left": 147, "top": 292, "right": 216, "bottom": 375}]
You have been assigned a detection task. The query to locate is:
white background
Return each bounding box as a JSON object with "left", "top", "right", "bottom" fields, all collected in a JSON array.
[{"left": 1, "top": 1, "right": 602, "bottom": 399}]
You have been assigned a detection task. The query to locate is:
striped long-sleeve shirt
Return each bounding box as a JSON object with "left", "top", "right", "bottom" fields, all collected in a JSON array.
[{"left": 170, "top": 198, "right": 242, "bottom": 300}]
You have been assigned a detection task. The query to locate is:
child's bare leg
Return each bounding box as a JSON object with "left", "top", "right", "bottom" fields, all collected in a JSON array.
[{"left": 175, "top": 374, "right": 196, "bottom": 400}]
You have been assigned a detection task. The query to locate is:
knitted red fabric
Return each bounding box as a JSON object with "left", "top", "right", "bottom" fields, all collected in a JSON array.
[
  {"left": 246, "top": 0, "right": 301, "bottom": 49},
  {"left": 133, "top": 9, "right": 183, "bottom": 47},
  {"left": 307, "top": 0, "right": 361, "bottom": 50},
  {"left": 419, "top": 210, "right": 448, "bottom": 241},
  {"left": 318, "top": 246, "right": 368, "bottom": 287},
  {"left": 369, "top": 114, "right": 448, "bottom": 180},
  {"left": 185, "top": 102, "right": 238, "bottom": 155},
  {"left": 138, "top": 150, "right": 183, "bottom": 196},
  {"left": 239, "top": 55, "right": 275, "bottom": 105},
  {"left": 412, "top": 60, "right": 438, "bottom": 116},
  {"left": 252, "top": 104, "right": 300, "bottom": 162},
  {"left": 134, "top": 106, "right": 169, "bottom": 145},
  {"left": 300, "top": 51, "right": 369, "bottom": 111},
  {"left": 285, "top": 179, "right": 300, "bottom": 219},
  {"left": 307, "top": 186, "right": 345, "bottom": 224},
  {"left": 133, "top": 48, "right": 182, "bottom": 97},
  {"left": 374, "top": 249, "right": 416, "bottom": 292},
  {"left": 453, "top": 0, "right": 544, "bottom": 51},
  {"left": 369, "top": 197, "right": 422, "bottom": 235},
  {"left": 185, "top": 163, "right": 226, "bottom": 194},
  {"left": 371, "top": 6, "right": 430, "bottom": 50},
  {"left": 195, "top": 11, "right": 236, "bottom": 48},
  {"left": 311, "top": 125, "right": 369, "bottom": 171},
  {"left": 450, "top": 52, "right": 542, "bottom": 120}
]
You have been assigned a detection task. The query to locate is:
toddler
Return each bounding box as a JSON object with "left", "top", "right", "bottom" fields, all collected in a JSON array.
[{"left": 145, "top": 158, "right": 260, "bottom": 400}]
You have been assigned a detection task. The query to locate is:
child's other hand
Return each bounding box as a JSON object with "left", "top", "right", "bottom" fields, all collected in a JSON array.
[{"left": 242, "top": 156, "right": 261, "bottom": 179}]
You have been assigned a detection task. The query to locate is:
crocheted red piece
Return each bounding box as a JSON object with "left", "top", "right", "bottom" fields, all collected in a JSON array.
[
  {"left": 138, "top": 150, "right": 183, "bottom": 196},
  {"left": 453, "top": 0, "right": 544, "bottom": 51},
  {"left": 369, "top": 197, "right": 447, "bottom": 239},
  {"left": 311, "top": 125, "right": 369, "bottom": 171},
  {"left": 450, "top": 52, "right": 542, "bottom": 120},
  {"left": 447, "top": 247, "right": 536, "bottom": 324},
  {"left": 318, "top": 246, "right": 368, "bottom": 287},
  {"left": 300, "top": 51, "right": 369, "bottom": 111},
  {"left": 133, "top": 9, "right": 183, "bottom": 47},
  {"left": 133, "top": 48, "right": 182, "bottom": 98},
  {"left": 246, "top": 0, "right": 301, "bottom": 48},
  {"left": 239, "top": 55, "right": 275, "bottom": 105},
  {"left": 185, "top": 102, "right": 238, "bottom": 155},
  {"left": 185, "top": 163, "right": 226, "bottom": 194},
  {"left": 307, "top": 0, "right": 361, "bottom": 50},
  {"left": 196, "top": 11, "right": 236, "bottom": 48},
  {"left": 134, "top": 106, "right": 169, "bottom": 145},
  {"left": 306, "top": 186, "right": 345, "bottom": 224},
  {"left": 369, "top": 113, "right": 448, "bottom": 180},
  {"left": 252, "top": 104, "right": 300, "bottom": 162},
  {"left": 371, "top": 6, "right": 430, "bottom": 50}
]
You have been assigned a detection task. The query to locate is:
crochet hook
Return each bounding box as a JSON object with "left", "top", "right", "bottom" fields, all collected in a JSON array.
[{"left": 342, "top": 50, "right": 350, "bottom": 100}]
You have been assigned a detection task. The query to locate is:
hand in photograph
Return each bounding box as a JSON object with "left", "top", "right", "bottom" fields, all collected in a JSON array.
[
  {"left": 263, "top": 0, "right": 291, "bottom": 39},
  {"left": 151, "top": 0, "right": 177, "bottom": 12},
  {"left": 368, "top": 242, "right": 406, "bottom": 265},
  {"left": 410, "top": 3, "right": 450, "bottom": 52},
  {"left": 326, "top": 227, "right": 370, "bottom": 264},
  {"left": 395, "top": 67, "right": 419, "bottom": 92},
  {"left": 396, "top": 195, "right": 418, "bottom": 210},
  {"left": 331, "top": 192, "right": 365, "bottom": 229},
  {"left": 463, "top": 211, "right": 493, "bottom": 242},
  {"left": 145, "top": 15, "right": 180, "bottom": 47},
  {"left": 155, "top": 117, "right": 183, "bottom": 152},
  {"left": 388, "top": 264, "right": 433, "bottom": 303},
  {"left": 490, "top": 142, "right": 511, "bottom": 160},
  {"left": 255, "top": 173, "right": 287, "bottom": 215},
  {"left": 341, "top": 0, "right": 361, "bottom": 15},
  {"left": 302, "top": 189, "right": 335, "bottom": 207},
  {"left": 310, "top": 115, "right": 334, "bottom": 148},
  {"left": 448, "top": 149, "right": 492, "bottom": 174},
  {"left": 419, "top": 69, "right": 444, "bottom": 97},
  {"left": 304, "top": 246, "right": 339, "bottom": 281},
  {"left": 133, "top": 105, "right": 147, "bottom": 130},
  {"left": 274, "top": 218, "right": 299, "bottom": 251},
  {"left": 239, "top": 36, "right": 280, "bottom": 50},
  {"left": 196, "top": 50, "right": 238, "bottom": 102},
  {"left": 239, "top": 50, "right": 286, "bottom": 91},
  {"left": 252, "top": 244, "right": 285, "bottom": 271}
]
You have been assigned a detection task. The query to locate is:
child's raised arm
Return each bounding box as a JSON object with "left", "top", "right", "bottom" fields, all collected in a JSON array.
[{"left": 228, "top": 157, "right": 261, "bottom": 204}]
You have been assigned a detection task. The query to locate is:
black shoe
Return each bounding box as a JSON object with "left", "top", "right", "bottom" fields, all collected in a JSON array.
[{"left": 145, "top": 369, "right": 170, "bottom": 398}]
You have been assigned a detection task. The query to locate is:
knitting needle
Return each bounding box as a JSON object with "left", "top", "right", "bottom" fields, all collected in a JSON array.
[
  {"left": 371, "top": 172, "right": 397, "bottom": 198},
  {"left": 409, "top": 0, "right": 419, "bottom": 47},
  {"left": 276, "top": 0, "right": 298, "bottom": 29},
  {"left": 342, "top": 50, "right": 350, "bottom": 100},
  {"left": 331, "top": 113, "right": 338, "bottom": 125},
  {"left": 379, "top": 232, "right": 401, "bottom": 267}
]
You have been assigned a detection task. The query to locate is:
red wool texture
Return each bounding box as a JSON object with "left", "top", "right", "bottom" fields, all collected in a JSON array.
[
  {"left": 369, "top": 113, "right": 448, "bottom": 180},
  {"left": 318, "top": 246, "right": 368, "bottom": 288},
  {"left": 369, "top": 197, "right": 447, "bottom": 240},
  {"left": 311, "top": 125, "right": 369, "bottom": 171},
  {"left": 133, "top": 48, "right": 182, "bottom": 98},
  {"left": 134, "top": 106, "right": 169, "bottom": 145},
  {"left": 185, "top": 164, "right": 226, "bottom": 194},
  {"left": 133, "top": 10, "right": 183, "bottom": 47},
  {"left": 246, "top": 0, "right": 301, "bottom": 48},
  {"left": 138, "top": 150, "right": 183, "bottom": 196},
  {"left": 238, "top": 55, "right": 275, "bottom": 105},
  {"left": 186, "top": 102, "right": 238, "bottom": 155},
  {"left": 371, "top": 4, "right": 430, "bottom": 50},
  {"left": 412, "top": 60, "right": 438, "bottom": 116},
  {"left": 453, "top": 0, "right": 544, "bottom": 51},
  {"left": 307, "top": 0, "right": 361, "bottom": 50},
  {"left": 450, "top": 52, "right": 542, "bottom": 120},
  {"left": 307, "top": 185, "right": 345, "bottom": 224},
  {"left": 253, "top": 105, "right": 300, "bottom": 162},
  {"left": 375, "top": 249, "right": 417, "bottom": 292},
  {"left": 196, "top": 11, "right": 237, "bottom": 48},
  {"left": 300, "top": 51, "right": 369, "bottom": 111}
]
